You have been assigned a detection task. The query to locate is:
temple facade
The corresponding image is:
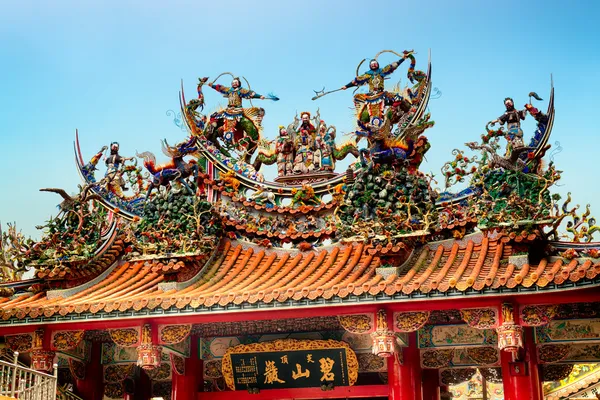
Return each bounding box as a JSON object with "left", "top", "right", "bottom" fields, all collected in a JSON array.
[{"left": 1, "top": 50, "right": 599, "bottom": 400}]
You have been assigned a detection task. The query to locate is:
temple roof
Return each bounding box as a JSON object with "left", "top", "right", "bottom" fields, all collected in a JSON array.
[{"left": 1, "top": 234, "right": 599, "bottom": 325}]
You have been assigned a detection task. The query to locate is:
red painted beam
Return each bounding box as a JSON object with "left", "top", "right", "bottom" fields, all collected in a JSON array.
[{"left": 197, "top": 385, "right": 388, "bottom": 400}]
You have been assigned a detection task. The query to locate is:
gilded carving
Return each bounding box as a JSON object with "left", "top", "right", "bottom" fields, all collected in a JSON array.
[
  {"left": 159, "top": 324, "right": 192, "bottom": 345},
  {"left": 204, "top": 359, "right": 223, "bottom": 379},
  {"left": 543, "top": 364, "right": 600, "bottom": 398},
  {"left": 5, "top": 333, "right": 33, "bottom": 353},
  {"left": 33, "top": 329, "right": 44, "bottom": 349},
  {"left": 466, "top": 346, "right": 500, "bottom": 365},
  {"left": 146, "top": 362, "right": 171, "bottom": 381},
  {"left": 460, "top": 308, "right": 498, "bottom": 329},
  {"left": 421, "top": 349, "right": 454, "bottom": 369},
  {"left": 137, "top": 324, "right": 162, "bottom": 370},
  {"left": 357, "top": 353, "right": 386, "bottom": 372},
  {"left": 538, "top": 344, "right": 571, "bottom": 363},
  {"left": 170, "top": 353, "right": 185, "bottom": 376},
  {"left": 104, "top": 382, "right": 124, "bottom": 399},
  {"left": 51, "top": 330, "right": 85, "bottom": 351},
  {"left": 338, "top": 314, "right": 374, "bottom": 334},
  {"left": 394, "top": 311, "right": 430, "bottom": 332},
  {"left": 501, "top": 303, "right": 515, "bottom": 324},
  {"left": 108, "top": 327, "right": 141, "bottom": 347},
  {"left": 520, "top": 305, "right": 557, "bottom": 327},
  {"left": 104, "top": 363, "right": 135, "bottom": 383}
]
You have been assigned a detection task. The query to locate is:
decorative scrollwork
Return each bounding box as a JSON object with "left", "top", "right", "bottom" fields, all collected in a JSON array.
[
  {"left": 51, "top": 330, "right": 85, "bottom": 351},
  {"left": 538, "top": 344, "right": 570, "bottom": 363},
  {"left": 145, "top": 362, "right": 171, "bottom": 381},
  {"left": 440, "top": 368, "right": 477, "bottom": 385},
  {"left": 460, "top": 308, "right": 498, "bottom": 329},
  {"left": 159, "top": 324, "right": 192, "bottom": 345},
  {"left": 520, "top": 305, "right": 557, "bottom": 327},
  {"left": 338, "top": 314, "right": 374, "bottom": 334},
  {"left": 541, "top": 364, "right": 574, "bottom": 382},
  {"left": 170, "top": 353, "right": 185, "bottom": 376},
  {"left": 104, "top": 364, "right": 135, "bottom": 383},
  {"left": 108, "top": 327, "right": 140, "bottom": 348},
  {"left": 104, "top": 382, "right": 124, "bottom": 399},
  {"left": 204, "top": 359, "right": 223, "bottom": 379},
  {"left": 394, "top": 311, "right": 430, "bottom": 332},
  {"left": 421, "top": 349, "right": 454, "bottom": 369},
  {"left": 357, "top": 353, "right": 386, "bottom": 372},
  {"left": 466, "top": 346, "right": 499, "bottom": 365},
  {"left": 5, "top": 333, "right": 33, "bottom": 353}
]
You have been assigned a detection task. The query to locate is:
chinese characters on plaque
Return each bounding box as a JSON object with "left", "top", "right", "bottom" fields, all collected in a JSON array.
[{"left": 229, "top": 348, "right": 350, "bottom": 390}]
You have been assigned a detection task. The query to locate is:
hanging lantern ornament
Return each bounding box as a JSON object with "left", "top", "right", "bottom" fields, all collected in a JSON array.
[
  {"left": 496, "top": 304, "right": 524, "bottom": 354},
  {"left": 370, "top": 310, "right": 397, "bottom": 358},
  {"left": 31, "top": 350, "right": 56, "bottom": 373},
  {"left": 137, "top": 324, "right": 162, "bottom": 370}
]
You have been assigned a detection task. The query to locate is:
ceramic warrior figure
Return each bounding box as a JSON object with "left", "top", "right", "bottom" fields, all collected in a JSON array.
[
  {"left": 275, "top": 126, "right": 295, "bottom": 176},
  {"left": 342, "top": 54, "right": 410, "bottom": 123},
  {"left": 208, "top": 77, "right": 277, "bottom": 160},
  {"left": 105, "top": 142, "right": 133, "bottom": 190},
  {"left": 320, "top": 123, "right": 337, "bottom": 171},
  {"left": 491, "top": 97, "right": 527, "bottom": 147}
]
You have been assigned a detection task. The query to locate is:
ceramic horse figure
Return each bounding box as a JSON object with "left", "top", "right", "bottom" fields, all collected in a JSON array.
[
  {"left": 137, "top": 136, "right": 200, "bottom": 198},
  {"left": 356, "top": 118, "right": 414, "bottom": 166}
]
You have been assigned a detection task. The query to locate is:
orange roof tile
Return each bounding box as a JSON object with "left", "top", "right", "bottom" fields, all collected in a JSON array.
[{"left": 1, "top": 234, "right": 600, "bottom": 322}]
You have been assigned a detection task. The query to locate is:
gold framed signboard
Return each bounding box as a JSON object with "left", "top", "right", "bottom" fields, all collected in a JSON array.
[{"left": 221, "top": 339, "right": 358, "bottom": 391}]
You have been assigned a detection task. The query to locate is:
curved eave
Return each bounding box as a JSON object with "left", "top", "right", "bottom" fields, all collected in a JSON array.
[
  {"left": 0, "top": 275, "right": 598, "bottom": 328},
  {"left": 1, "top": 235, "right": 599, "bottom": 327}
]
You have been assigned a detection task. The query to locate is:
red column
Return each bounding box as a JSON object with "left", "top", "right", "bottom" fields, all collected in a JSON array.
[
  {"left": 500, "top": 328, "right": 541, "bottom": 400},
  {"left": 388, "top": 355, "right": 402, "bottom": 400},
  {"left": 525, "top": 327, "right": 542, "bottom": 400},
  {"left": 400, "top": 333, "right": 423, "bottom": 400},
  {"left": 75, "top": 341, "right": 104, "bottom": 400},
  {"left": 137, "top": 369, "right": 152, "bottom": 400},
  {"left": 173, "top": 336, "right": 202, "bottom": 400},
  {"left": 500, "top": 350, "right": 528, "bottom": 400},
  {"left": 421, "top": 369, "right": 439, "bottom": 400}
]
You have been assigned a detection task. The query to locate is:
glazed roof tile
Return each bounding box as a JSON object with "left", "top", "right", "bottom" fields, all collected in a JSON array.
[{"left": 1, "top": 235, "right": 600, "bottom": 321}]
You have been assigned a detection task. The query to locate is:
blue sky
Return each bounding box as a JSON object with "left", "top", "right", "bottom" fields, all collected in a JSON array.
[{"left": 1, "top": 0, "right": 599, "bottom": 239}]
